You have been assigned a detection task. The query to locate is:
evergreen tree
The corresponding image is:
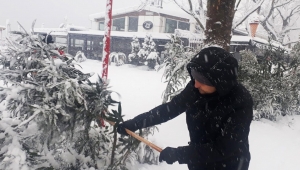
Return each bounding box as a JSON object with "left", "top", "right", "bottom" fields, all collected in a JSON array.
[
  {"left": 128, "top": 36, "right": 141, "bottom": 66},
  {"left": 137, "top": 35, "right": 158, "bottom": 69},
  {"left": 238, "top": 41, "right": 300, "bottom": 120},
  {"left": 0, "top": 23, "right": 151, "bottom": 170},
  {"left": 158, "top": 34, "right": 195, "bottom": 103},
  {"left": 145, "top": 35, "right": 158, "bottom": 69}
]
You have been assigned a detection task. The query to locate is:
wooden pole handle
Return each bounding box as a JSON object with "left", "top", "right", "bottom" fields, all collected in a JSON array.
[{"left": 105, "top": 120, "right": 163, "bottom": 152}]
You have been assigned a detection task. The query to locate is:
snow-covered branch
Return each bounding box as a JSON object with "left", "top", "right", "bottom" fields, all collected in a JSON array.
[
  {"left": 14, "top": 110, "right": 40, "bottom": 130},
  {"left": 283, "top": 39, "right": 300, "bottom": 46},
  {"left": 0, "top": 27, "right": 143, "bottom": 169},
  {"left": 282, "top": 26, "right": 300, "bottom": 33},
  {"left": 232, "top": 0, "right": 264, "bottom": 30},
  {"left": 173, "top": 0, "right": 205, "bottom": 30}
]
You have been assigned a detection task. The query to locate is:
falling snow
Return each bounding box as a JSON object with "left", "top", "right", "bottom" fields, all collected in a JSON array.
[{"left": 75, "top": 60, "right": 300, "bottom": 170}]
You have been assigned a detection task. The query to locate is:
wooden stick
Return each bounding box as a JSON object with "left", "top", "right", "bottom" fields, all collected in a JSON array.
[{"left": 105, "top": 120, "right": 163, "bottom": 152}]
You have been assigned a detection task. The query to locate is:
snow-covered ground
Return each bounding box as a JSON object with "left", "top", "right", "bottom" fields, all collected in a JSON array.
[{"left": 77, "top": 59, "right": 300, "bottom": 170}]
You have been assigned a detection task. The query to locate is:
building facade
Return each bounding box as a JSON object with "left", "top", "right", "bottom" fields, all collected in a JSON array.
[{"left": 89, "top": 6, "right": 197, "bottom": 34}]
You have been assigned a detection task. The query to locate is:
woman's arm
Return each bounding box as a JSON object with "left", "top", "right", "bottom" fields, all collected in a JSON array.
[{"left": 128, "top": 80, "right": 199, "bottom": 129}]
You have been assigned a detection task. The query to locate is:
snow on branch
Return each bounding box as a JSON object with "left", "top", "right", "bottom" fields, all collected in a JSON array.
[
  {"left": 173, "top": 0, "right": 205, "bottom": 30},
  {"left": 232, "top": 0, "right": 264, "bottom": 30}
]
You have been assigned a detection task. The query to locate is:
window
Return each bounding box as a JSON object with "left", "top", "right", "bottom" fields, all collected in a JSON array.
[
  {"left": 178, "top": 21, "right": 190, "bottom": 31},
  {"left": 165, "top": 19, "right": 190, "bottom": 33},
  {"left": 75, "top": 39, "right": 84, "bottom": 48},
  {"left": 165, "top": 19, "right": 177, "bottom": 33},
  {"left": 55, "top": 37, "right": 67, "bottom": 46},
  {"left": 86, "top": 36, "right": 103, "bottom": 59},
  {"left": 99, "top": 21, "right": 104, "bottom": 31},
  {"left": 128, "top": 17, "right": 138, "bottom": 32},
  {"left": 112, "top": 18, "right": 125, "bottom": 31},
  {"left": 68, "top": 34, "right": 104, "bottom": 59},
  {"left": 87, "top": 38, "right": 93, "bottom": 51},
  {"left": 68, "top": 35, "right": 86, "bottom": 56}
]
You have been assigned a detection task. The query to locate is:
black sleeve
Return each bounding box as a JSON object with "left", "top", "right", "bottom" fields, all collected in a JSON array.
[
  {"left": 130, "top": 81, "right": 199, "bottom": 129},
  {"left": 176, "top": 106, "right": 253, "bottom": 164}
]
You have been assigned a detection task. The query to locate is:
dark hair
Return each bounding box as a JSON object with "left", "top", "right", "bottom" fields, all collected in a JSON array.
[{"left": 42, "top": 34, "right": 54, "bottom": 44}]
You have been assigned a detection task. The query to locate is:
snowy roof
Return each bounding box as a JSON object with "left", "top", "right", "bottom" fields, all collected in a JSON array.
[
  {"left": 89, "top": 5, "right": 193, "bottom": 21},
  {"left": 34, "top": 28, "right": 68, "bottom": 37},
  {"left": 230, "top": 35, "right": 289, "bottom": 50},
  {"left": 34, "top": 25, "right": 88, "bottom": 37},
  {"left": 69, "top": 30, "right": 175, "bottom": 40},
  {"left": 232, "top": 28, "right": 248, "bottom": 36},
  {"left": 253, "top": 37, "right": 269, "bottom": 44},
  {"left": 65, "top": 25, "right": 87, "bottom": 31},
  {"left": 231, "top": 35, "right": 252, "bottom": 42},
  {"left": 0, "top": 25, "right": 6, "bottom": 30},
  {"left": 34, "top": 28, "right": 68, "bottom": 32},
  {"left": 253, "top": 37, "right": 288, "bottom": 50}
]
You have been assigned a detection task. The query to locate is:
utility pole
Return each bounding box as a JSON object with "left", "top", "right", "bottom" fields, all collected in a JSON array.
[{"left": 6, "top": 19, "right": 10, "bottom": 38}]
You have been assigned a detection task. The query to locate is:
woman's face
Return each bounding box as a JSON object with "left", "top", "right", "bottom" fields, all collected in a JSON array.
[{"left": 194, "top": 79, "right": 216, "bottom": 94}]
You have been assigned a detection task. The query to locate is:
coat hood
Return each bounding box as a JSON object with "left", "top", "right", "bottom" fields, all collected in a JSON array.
[{"left": 187, "top": 47, "right": 238, "bottom": 96}]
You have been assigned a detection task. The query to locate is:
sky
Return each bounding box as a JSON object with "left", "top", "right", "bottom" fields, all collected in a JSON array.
[
  {"left": 77, "top": 59, "right": 300, "bottom": 170},
  {"left": 0, "top": 0, "right": 179, "bottom": 31}
]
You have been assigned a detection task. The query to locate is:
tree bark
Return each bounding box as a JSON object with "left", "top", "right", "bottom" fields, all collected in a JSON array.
[{"left": 205, "top": 0, "right": 236, "bottom": 51}]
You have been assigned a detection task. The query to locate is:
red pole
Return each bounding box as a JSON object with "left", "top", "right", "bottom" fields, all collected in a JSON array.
[
  {"left": 99, "top": 0, "right": 113, "bottom": 127},
  {"left": 102, "top": 0, "right": 113, "bottom": 81}
]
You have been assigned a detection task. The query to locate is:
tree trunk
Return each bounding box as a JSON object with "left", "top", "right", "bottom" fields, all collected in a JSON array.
[{"left": 205, "top": 0, "right": 236, "bottom": 52}]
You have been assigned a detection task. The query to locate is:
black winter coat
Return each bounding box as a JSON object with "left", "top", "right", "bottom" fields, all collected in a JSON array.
[{"left": 128, "top": 47, "right": 253, "bottom": 170}]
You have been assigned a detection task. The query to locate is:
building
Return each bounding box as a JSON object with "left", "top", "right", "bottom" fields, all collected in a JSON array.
[
  {"left": 89, "top": 5, "right": 197, "bottom": 34},
  {"left": 34, "top": 5, "right": 198, "bottom": 59},
  {"left": 33, "top": 4, "right": 288, "bottom": 61}
]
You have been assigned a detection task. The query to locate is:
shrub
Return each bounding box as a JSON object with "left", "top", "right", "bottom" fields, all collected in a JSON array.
[{"left": 238, "top": 42, "right": 300, "bottom": 120}]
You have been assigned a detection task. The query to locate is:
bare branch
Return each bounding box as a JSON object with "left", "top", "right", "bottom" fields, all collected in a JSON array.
[
  {"left": 287, "top": 5, "right": 300, "bottom": 20},
  {"left": 283, "top": 40, "right": 300, "bottom": 46},
  {"left": 198, "top": 0, "right": 203, "bottom": 8},
  {"left": 188, "top": 0, "right": 193, "bottom": 12},
  {"left": 261, "top": 0, "right": 276, "bottom": 22},
  {"left": 173, "top": 0, "right": 192, "bottom": 15},
  {"left": 232, "top": 0, "right": 264, "bottom": 29},
  {"left": 265, "top": 20, "right": 277, "bottom": 40},
  {"left": 173, "top": 0, "right": 205, "bottom": 30},
  {"left": 274, "top": 0, "right": 293, "bottom": 8},
  {"left": 276, "top": 8, "right": 285, "bottom": 21},
  {"left": 235, "top": 0, "right": 242, "bottom": 10},
  {"left": 283, "top": 26, "right": 300, "bottom": 34}
]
